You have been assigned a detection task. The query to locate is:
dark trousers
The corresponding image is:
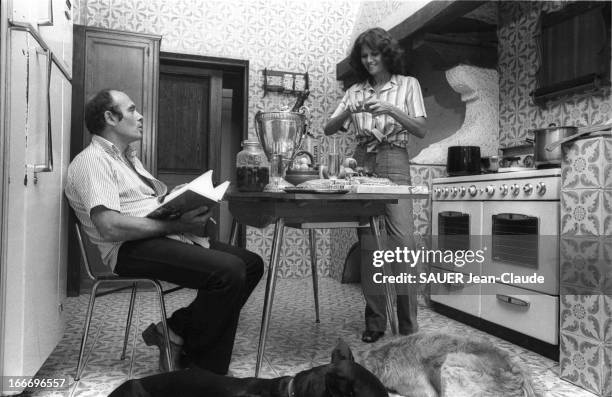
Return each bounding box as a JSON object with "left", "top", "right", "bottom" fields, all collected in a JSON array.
[{"left": 115, "top": 238, "right": 264, "bottom": 374}]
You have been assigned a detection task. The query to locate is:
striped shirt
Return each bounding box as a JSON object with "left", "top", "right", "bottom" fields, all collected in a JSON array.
[
  {"left": 331, "top": 75, "right": 427, "bottom": 152},
  {"left": 65, "top": 135, "right": 198, "bottom": 271}
]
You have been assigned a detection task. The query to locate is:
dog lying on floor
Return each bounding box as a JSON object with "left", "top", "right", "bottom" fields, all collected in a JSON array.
[
  {"left": 360, "top": 332, "right": 539, "bottom": 397},
  {"left": 109, "top": 340, "right": 388, "bottom": 397}
]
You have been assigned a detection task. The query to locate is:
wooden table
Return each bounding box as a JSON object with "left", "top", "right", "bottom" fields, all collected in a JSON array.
[{"left": 226, "top": 190, "right": 427, "bottom": 377}]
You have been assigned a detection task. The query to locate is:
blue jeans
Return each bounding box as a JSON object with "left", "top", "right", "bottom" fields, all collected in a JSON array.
[{"left": 354, "top": 143, "right": 418, "bottom": 334}]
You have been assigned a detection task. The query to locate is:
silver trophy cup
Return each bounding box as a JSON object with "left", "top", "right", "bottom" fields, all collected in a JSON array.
[{"left": 254, "top": 111, "right": 306, "bottom": 192}]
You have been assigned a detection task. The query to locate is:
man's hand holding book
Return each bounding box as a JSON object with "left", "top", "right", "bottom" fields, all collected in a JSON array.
[{"left": 179, "top": 205, "right": 213, "bottom": 237}]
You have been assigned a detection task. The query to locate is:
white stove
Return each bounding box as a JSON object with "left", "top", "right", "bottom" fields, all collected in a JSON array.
[{"left": 430, "top": 168, "right": 561, "bottom": 346}]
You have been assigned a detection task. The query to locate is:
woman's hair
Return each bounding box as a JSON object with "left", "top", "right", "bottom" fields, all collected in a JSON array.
[{"left": 349, "top": 27, "right": 404, "bottom": 82}]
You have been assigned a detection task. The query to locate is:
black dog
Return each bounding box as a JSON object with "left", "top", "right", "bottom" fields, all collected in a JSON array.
[{"left": 109, "top": 340, "right": 388, "bottom": 397}]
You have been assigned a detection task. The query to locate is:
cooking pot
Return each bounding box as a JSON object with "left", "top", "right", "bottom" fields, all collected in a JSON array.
[
  {"left": 526, "top": 124, "right": 577, "bottom": 168},
  {"left": 481, "top": 156, "right": 499, "bottom": 173},
  {"left": 446, "top": 146, "right": 481, "bottom": 176}
]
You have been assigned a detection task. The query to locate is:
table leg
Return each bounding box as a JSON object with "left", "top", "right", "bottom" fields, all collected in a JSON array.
[
  {"left": 369, "top": 215, "right": 398, "bottom": 335},
  {"left": 309, "top": 229, "right": 320, "bottom": 323},
  {"left": 229, "top": 218, "right": 239, "bottom": 246},
  {"left": 255, "top": 217, "right": 285, "bottom": 377}
]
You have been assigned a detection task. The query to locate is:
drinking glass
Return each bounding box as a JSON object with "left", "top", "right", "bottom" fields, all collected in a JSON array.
[{"left": 327, "top": 137, "right": 341, "bottom": 180}]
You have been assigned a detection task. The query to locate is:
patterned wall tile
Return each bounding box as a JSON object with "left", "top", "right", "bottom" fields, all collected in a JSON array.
[
  {"left": 413, "top": 198, "right": 430, "bottom": 237},
  {"left": 246, "top": 226, "right": 334, "bottom": 279},
  {"left": 605, "top": 295, "right": 612, "bottom": 343},
  {"left": 429, "top": 165, "right": 447, "bottom": 180},
  {"left": 587, "top": 93, "right": 612, "bottom": 126},
  {"left": 348, "top": 0, "right": 403, "bottom": 45},
  {"left": 560, "top": 293, "right": 606, "bottom": 341},
  {"left": 559, "top": 332, "right": 604, "bottom": 396},
  {"left": 604, "top": 343, "right": 612, "bottom": 397},
  {"left": 560, "top": 237, "right": 611, "bottom": 293},
  {"left": 604, "top": 190, "right": 612, "bottom": 237},
  {"left": 409, "top": 165, "right": 430, "bottom": 187},
  {"left": 604, "top": 139, "right": 612, "bottom": 190},
  {"left": 562, "top": 138, "right": 604, "bottom": 189},
  {"left": 561, "top": 190, "right": 603, "bottom": 236},
  {"left": 329, "top": 228, "right": 358, "bottom": 282}
]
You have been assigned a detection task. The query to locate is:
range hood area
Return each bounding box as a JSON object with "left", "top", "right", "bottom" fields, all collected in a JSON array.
[{"left": 336, "top": 0, "right": 498, "bottom": 88}]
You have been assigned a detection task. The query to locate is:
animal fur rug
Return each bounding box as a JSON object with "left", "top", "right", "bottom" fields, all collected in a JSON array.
[{"left": 360, "top": 332, "right": 539, "bottom": 397}]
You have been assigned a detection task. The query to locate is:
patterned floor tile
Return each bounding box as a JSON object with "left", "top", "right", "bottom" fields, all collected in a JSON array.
[{"left": 27, "top": 278, "right": 600, "bottom": 397}]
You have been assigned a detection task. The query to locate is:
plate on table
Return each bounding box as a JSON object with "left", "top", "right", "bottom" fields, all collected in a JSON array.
[{"left": 283, "top": 187, "right": 350, "bottom": 194}]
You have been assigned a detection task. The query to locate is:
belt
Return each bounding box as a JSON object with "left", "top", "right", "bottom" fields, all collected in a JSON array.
[{"left": 356, "top": 136, "right": 408, "bottom": 151}]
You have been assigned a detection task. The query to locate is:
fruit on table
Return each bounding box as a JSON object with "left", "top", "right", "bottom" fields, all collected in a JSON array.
[{"left": 342, "top": 157, "right": 357, "bottom": 169}]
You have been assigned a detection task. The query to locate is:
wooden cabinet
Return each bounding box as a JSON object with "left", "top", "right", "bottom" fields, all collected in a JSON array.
[
  {"left": 71, "top": 26, "right": 160, "bottom": 169},
  {"left": 68, "top": 26, "right": 160, "bottom": 294},
  {"left": 532, "top": 2, "right": 611, "bottom": 104}
]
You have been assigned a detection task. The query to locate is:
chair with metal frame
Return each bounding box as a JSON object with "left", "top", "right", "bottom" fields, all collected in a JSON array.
[{"left": 74, "top": 221, "right": 182, "bottom": 380}]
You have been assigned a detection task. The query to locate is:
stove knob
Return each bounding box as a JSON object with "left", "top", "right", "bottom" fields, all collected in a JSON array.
[
  {"left": 459, "top": 186, "right": 467, "bottom": 197},
  {"left": 468, "top": 185, "right": 478, "bottom": 197},
  {"left": 451, "top": 187, "right": 458, "bottom": 197},
  {"left": 536, "top": 182, "right": 546, "bottom": 195},
  {"left": 434, "top": 188, "right": 441, "bottom": 197},
  {"left": 523, "top": 183, "right": 533, "bottom": 195},
  {"left": 443, "top": 188, "right": 450, "bottom": 197},
  {"left": 499, "top": 184, "right": 508, "bottom": 196},
  {"left": 511, "top": 184, "right": 520, "bottom": 196},
  {"left": 485, "top": 185, "right": 495, "bottom": 196}
]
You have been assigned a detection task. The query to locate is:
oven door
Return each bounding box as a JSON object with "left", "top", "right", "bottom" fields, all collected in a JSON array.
[
  {"left": 483, "top": 201, "right": 559, "bottom": 294},
  {"left": 432, "top": 201, "right": 483, "bottom": 275}
]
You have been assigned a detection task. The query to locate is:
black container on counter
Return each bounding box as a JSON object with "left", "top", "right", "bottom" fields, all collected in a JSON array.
[
  {"left": 447, "top": 146, "right": 481, "bottom": 176},
  {"left": 236, "top": 140, "right": 269, "bottom": 191}
]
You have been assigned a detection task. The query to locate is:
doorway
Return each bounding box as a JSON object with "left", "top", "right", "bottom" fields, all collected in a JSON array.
[
  {"left": 157, "top": 65, "right": 222, "bottom": 189},
  {"left": 157, "top": 53, "right": 248, "bottom": 243}
]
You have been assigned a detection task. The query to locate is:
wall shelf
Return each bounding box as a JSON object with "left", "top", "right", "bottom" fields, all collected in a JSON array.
[{"left": 263, "top": 68, "right": 309, "bottom": 97}]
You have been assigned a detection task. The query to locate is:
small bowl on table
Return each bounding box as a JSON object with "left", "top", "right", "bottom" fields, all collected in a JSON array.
[{"left": 285, "top": 168, "right": 319, "bottom": 186}]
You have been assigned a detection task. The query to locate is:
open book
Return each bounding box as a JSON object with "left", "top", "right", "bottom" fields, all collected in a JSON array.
[{"left": 147, "top": 170, "right": 230, "bottom": 220}]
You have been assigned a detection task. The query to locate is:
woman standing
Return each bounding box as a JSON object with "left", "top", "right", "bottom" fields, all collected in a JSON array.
[{"left": 324, "top": 27, "right": 427, "bottom": 343}]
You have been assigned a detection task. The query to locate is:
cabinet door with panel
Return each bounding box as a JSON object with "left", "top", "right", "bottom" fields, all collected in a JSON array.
[{"left": 69, "top": 26, "right": 160, "bottom": 295}]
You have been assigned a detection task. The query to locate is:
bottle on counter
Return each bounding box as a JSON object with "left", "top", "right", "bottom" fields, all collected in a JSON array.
[
  {"left": 300, "top": 131, "right": 320, "bottom": 166},
  {"left": 236, "top": 140, "right": 270, "bottom": 192},
  {"left": 290, "top": 89, "right": 310, "bottom": 113}
]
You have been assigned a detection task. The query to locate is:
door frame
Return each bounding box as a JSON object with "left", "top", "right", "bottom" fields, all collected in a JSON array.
[{"left": 159, "top": 52, "right": 249, "bottom": 141}]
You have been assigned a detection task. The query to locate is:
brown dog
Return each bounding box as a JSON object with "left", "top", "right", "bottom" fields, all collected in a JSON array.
[
  {"left": 360, "top": 332, "right": 539, "bottom": 397},
  {"left": 109, "top": 340, "right": 389, "bottom": 397}
]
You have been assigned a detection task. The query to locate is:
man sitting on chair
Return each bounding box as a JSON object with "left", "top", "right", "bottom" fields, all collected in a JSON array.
[{"left": 65, "top": 89, "right": 263, "bottom": 375}]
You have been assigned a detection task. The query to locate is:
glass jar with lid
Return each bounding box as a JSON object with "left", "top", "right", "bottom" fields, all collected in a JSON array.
[{"left": 236, "top": 140, "right": 270, "bottom": 192}]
